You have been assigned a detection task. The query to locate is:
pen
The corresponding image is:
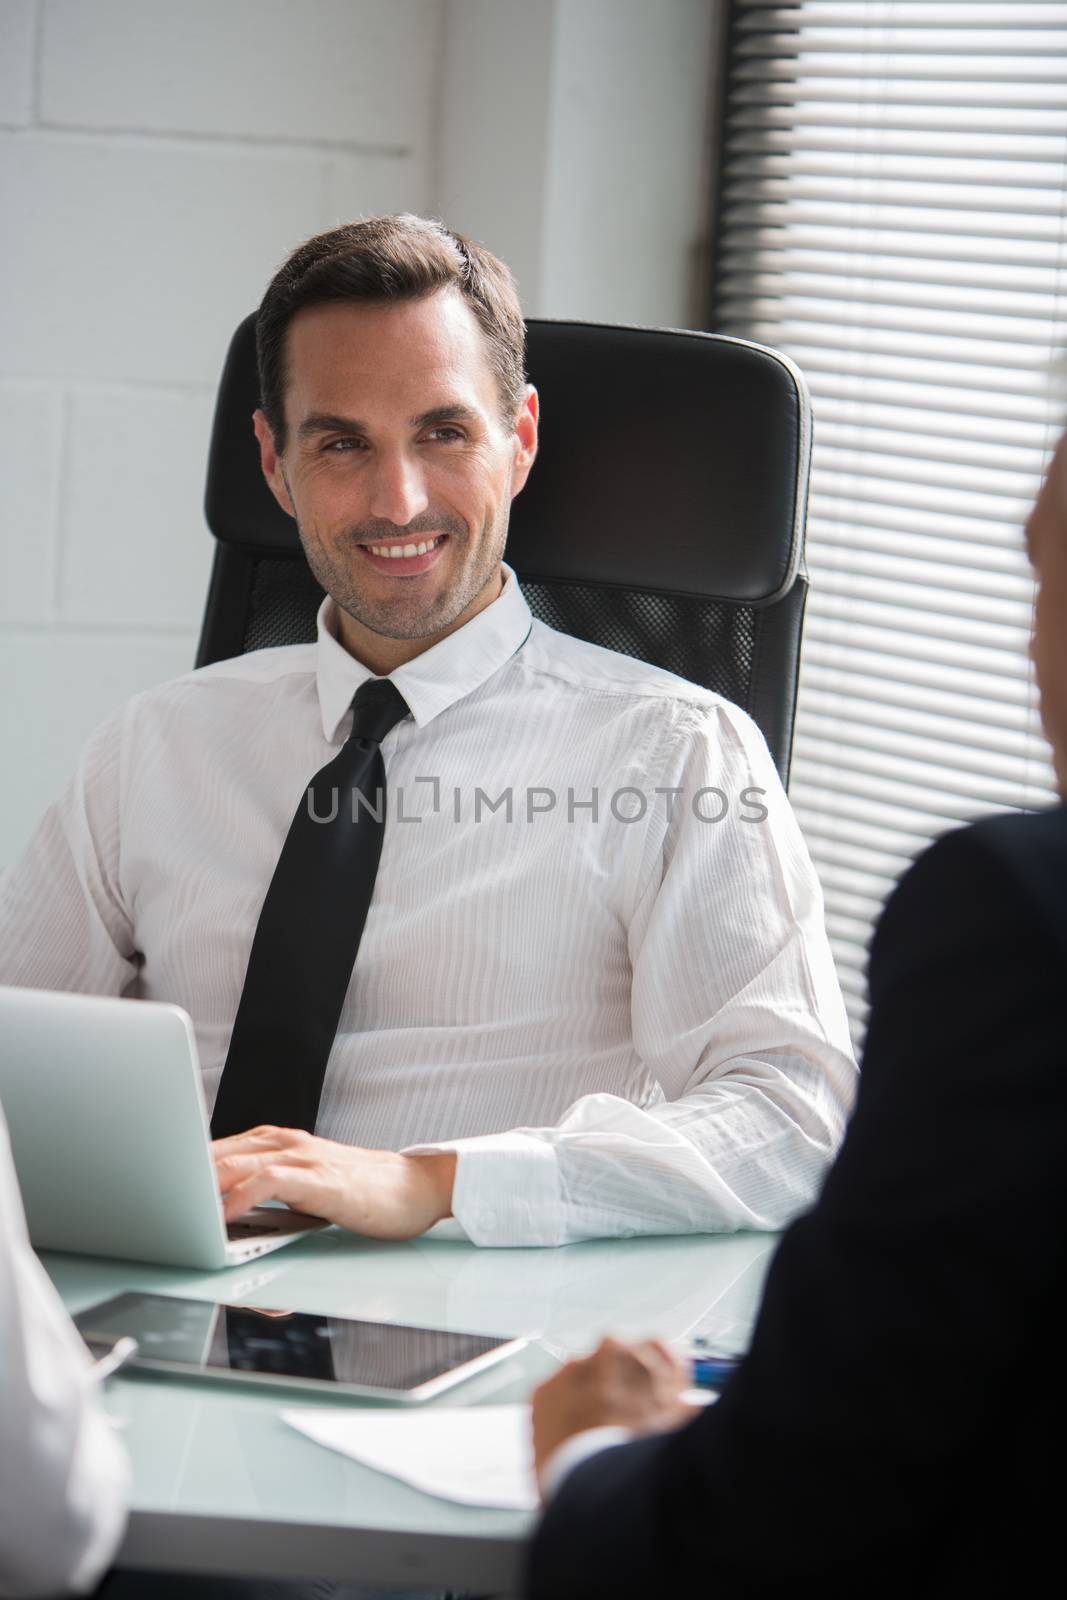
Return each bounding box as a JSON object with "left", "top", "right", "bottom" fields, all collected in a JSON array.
[
  {"left": 688, "top": 1353, "right": 741, "bottom": 1391},
  {"left": 89, "top": 1336, "right": 139, "bottom": 1385}
]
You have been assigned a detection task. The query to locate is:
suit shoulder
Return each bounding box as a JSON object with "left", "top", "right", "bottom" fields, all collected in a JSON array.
[
  {"left": 905, "top": 806, "right": 1067, "bottom": 902},
  {"left": 962, "top": 804, "right": 1067, "bottom": 879},
  {"left": 876, "top": 806, "right": 1067, "bottom": 968}
]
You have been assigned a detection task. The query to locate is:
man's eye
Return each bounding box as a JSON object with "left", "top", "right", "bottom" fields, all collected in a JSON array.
[
  {"left": 425, "top": 426, "right": 465, "bottom": 443},
  {"left": 324, "top": 437, "right": 364, "bottom": 453}
]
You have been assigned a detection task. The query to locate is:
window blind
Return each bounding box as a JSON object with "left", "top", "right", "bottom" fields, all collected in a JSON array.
[{"left": 711, "top": 0, "right": 1067, "bottom": 1034}]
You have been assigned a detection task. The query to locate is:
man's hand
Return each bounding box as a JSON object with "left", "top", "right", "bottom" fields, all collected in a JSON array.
[
  {"left": 212, "top": 1126, "right": 457, "bottom": 1241},
  {"left": 531, "top": 1336, "right": 695, "bottom": 1495}
]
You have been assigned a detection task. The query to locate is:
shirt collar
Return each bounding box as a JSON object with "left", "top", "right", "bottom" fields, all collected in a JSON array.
[{"left": 315, "top": 561, "right": 533, "bottom": 741}]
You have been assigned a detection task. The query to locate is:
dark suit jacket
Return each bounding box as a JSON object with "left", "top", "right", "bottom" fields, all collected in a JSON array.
[{"left": 528, "top": 807, "right": 1067, "bottom": 1598}]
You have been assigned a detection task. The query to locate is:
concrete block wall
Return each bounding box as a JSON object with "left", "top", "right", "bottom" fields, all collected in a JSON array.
[
  {"left": 1, "top": 0, "right": 719, "bottom": 868},
  {"left": 0, "top": 0, "right": 441, "bottom": 864}
]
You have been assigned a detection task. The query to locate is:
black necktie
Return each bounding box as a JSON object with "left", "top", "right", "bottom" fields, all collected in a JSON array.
[{"left": 211, "top": 677, "right": 410, "bottom": 1139}]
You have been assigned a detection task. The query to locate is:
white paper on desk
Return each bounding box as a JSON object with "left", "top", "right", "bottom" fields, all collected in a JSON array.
[{"left": 282, "top": 1404, "right": 538, "bottom": 1511}]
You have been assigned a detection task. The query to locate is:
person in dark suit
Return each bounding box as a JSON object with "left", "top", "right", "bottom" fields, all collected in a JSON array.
[{"left": 526, "top": 434, "right": 1067, "bottom": 1599}]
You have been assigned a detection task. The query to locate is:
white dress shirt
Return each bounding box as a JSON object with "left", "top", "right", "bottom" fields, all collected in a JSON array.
[
  {"left": 0, "top": 1103, "right": 128, "bottom": 1598},
  {"left": 0, "top": 565, "right": 856, "bottom": 1246}
]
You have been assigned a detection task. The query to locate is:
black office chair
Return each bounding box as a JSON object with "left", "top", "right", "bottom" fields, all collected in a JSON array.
[{"left": 197, "top": 316, "right": 810, "bottom": 782}]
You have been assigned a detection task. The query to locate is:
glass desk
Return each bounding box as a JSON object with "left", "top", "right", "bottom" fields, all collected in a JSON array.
[{"left": 46, "top": 1227, "right": 775, "bottom": 1593}]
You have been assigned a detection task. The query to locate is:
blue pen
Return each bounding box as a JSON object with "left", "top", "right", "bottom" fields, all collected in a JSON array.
[{"left": 688, "top": 1352, "right": 741, "bottom": 1391}]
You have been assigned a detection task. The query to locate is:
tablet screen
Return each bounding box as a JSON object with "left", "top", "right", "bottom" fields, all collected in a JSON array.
[{"left": 75, "top": 1291, "right": 517, "bottom": 1396}]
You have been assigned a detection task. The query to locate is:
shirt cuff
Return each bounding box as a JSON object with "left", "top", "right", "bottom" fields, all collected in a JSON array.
[
  {"left": 401, "top": 1129, "right": 563, "bottom": 1246},
  {"left": 539, "top": 1426, "right": 635, "bottom": 1501}
]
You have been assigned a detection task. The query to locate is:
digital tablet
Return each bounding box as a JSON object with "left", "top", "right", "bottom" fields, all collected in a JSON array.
[{"left": 74, "top": 1291, "right": 526, "bottom": 1403}]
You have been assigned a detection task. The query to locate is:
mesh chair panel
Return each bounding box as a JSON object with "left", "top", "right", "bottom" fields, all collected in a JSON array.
[
  {"left": 244, "top": 557, "right": 325, "bottom": 652},
  {"left": 520, "top": 580, "right": 758, "bottom": 710},
  {"left": 239, "top": 557, "right": 760, "bottom": 714}
]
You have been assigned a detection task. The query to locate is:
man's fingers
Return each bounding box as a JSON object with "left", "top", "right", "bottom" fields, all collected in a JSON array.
[
  {"left": 582, "top": 1336, "right": 687, "bottom": 1397},
  {"left": 633, "top": 1338, "right": 687, "bottom": 1378},
  {"left": 214, "top": 1151, "right": 275, "bottom": 1193},
  {"left": 212, "top": 1124, "right": 280, "bottom": 1147},
  {"left": 211, "top": 1125, "right": 307, "bottom": 1157},
  {"left": 220, "top": 1167, "right": 277, "bottom": 1220},
  {"left": 212, "top": 1135, "right": 448, "bottom": 1239},
  {"left": 216, "top": 1151, "right": 308, "bottom": 1213},
  {"left": 220, "top": 1158, "right": 320, "bottom": 1221}
]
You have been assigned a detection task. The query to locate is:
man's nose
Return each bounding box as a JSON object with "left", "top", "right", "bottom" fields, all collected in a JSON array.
[{"left": 367, "top": 449, "right": 430, "bottom": 526}]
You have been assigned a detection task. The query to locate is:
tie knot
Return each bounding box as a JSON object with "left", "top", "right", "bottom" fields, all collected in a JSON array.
[{"left": 347, "top": 678, "right": 410, "bottom": 745}]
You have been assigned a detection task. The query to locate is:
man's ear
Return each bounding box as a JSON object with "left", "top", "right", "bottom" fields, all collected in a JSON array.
[
  {"left": 253, "top": 409, "right": 296, "bottom": 518},
  {"left": 509, "top": 386, "right": 539, "bottom": 500}
]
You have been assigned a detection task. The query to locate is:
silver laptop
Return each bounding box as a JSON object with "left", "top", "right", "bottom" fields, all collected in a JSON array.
[{"left": 0, "top": 985, "right": 328, "bottom": 1269}]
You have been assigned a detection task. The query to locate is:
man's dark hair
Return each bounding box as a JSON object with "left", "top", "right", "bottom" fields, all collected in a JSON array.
[{"left": 256, "top": 214, "right": 527, "bottom": 451}]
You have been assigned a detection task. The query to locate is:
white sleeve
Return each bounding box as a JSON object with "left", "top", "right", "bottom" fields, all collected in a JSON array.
[
  {"left": 0, "top": 1108, "right": 129, "bottom": 1598},
  {"left": 414, "top": 702, "right": 857, "bottom": 1247},
  {"left": 0, "top": 708, "right": 138, "bottom": 996}
]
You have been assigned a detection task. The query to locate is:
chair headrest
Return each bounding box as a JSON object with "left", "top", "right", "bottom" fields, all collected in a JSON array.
[{"left": 205, "top": 315, "right": 808, "bottom": 606}]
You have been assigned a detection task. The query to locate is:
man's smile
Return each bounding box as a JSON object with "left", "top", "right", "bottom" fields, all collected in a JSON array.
[{"left": 356, "top": 532, "right": 451, "bottom": 576}]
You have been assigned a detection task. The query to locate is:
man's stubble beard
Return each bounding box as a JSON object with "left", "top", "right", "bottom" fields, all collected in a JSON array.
[{"left": 295, "top": 508, "right": 509, "bottom": 643}]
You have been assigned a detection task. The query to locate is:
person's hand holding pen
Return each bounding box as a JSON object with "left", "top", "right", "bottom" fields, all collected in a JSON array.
[{"left": 531, "top": 1336, "right": 699, "bottom": 1497}]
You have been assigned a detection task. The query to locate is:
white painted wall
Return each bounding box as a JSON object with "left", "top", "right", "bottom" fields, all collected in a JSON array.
[
  {"left": 0, "top": 0, "right": 440, "bottom": 864},
  {"left": 439, "top": 0, "right": 720, "bottom": 323},
  {"left": 0, "top": 0, "right": 722, "bottom": 866}
]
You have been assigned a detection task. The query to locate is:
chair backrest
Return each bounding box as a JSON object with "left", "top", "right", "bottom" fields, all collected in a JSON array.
[{"left": 198, "top": 315, "right": 810, "bottom": 782}]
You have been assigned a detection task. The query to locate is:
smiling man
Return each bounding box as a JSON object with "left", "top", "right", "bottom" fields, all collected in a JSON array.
[
  {"left": 259, "top": 283, "right": 537, "bottom": 671},
  {"left": 0, "top": 215, "right": 855, "bottom": 1247}
]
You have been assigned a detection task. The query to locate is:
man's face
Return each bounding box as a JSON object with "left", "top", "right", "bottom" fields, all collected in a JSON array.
[
  {"left": 254, "top": 290, "right": 538, "bottom": 668},
  {"left": 1025, "top": 428, "right": 1067, "bottom": 794}
]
